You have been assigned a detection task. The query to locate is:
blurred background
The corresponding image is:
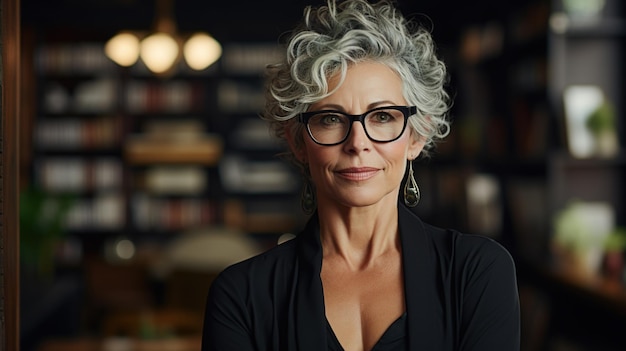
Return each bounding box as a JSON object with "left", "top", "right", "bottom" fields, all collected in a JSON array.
[{"left": 13, "top": 0, "right": 625, "bottom": 350}]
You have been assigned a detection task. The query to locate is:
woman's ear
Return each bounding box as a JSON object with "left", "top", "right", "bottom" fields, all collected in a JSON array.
[{"left": 408, "top": 131, "right": 426, "bottom": 160}]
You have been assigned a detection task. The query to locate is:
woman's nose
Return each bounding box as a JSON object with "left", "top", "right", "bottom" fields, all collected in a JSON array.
[{"left": 343, "top": 121, "right": 370, "bottom": 153}]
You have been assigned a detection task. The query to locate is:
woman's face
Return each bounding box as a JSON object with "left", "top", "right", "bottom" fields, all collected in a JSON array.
[{"left": 294, "top": 61, "right": 425, "bottom": 209}]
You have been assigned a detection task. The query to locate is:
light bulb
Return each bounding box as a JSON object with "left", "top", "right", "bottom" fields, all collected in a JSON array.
[
  {"left": 105, "top": 32, "right": 140, "bottom": 67},
  {"left": 183, "top": 32, "right": 222, "bottom": 70},
  {"left": 140, "top": 32, "right": 180, "bottom": 74}
]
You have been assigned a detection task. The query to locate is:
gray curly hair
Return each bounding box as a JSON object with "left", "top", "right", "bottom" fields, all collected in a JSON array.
[{"left": 261, "top": 0, "right": 451, "bottom": 170}]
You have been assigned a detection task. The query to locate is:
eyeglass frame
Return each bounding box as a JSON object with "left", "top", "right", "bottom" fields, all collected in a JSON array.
[{"left": 297, "top": 105, "right": 417, "bottom": 146}]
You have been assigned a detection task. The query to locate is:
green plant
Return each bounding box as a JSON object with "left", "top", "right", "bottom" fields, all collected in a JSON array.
[
  {"left": 604, "top": 227, "right": 626, "bottom": 253},
  {"left": 20, "top": 186, "right": 74, "bottom": 276},
  {"left": 586, "top": 100, "right": 616, "bottom": 135},
  {"left": 553, "top": 201, "right": 598, "bottom": 253}
]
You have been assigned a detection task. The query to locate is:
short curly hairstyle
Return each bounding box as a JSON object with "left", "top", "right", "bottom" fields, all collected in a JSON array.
[{"left": 261, "top": 0, "right": 451, "bottom": 171}]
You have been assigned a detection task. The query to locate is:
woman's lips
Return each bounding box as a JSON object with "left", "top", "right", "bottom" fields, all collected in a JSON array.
[{"left": 336, "top": 167, "right": 380, "bottom": 181}]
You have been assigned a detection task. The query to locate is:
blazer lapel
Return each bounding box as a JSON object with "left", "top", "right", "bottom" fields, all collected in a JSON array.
[
  {"left": 293, "top": 214, "right": 327, "bottom": 350},
  {"left": 399, "top": 204, "right": 446, "bottom": 350}
]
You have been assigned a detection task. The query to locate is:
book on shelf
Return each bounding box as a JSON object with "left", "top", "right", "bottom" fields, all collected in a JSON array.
[
  {"left": 125, "top": 80, "right": 206, "bottom": 113},
  {"left": 230, "top": 118, "right": 282, "bottom": 149},
  {"left": 125, "top": 119, "right": 223, "bottom": 165},
  {"left": 141, "top": 119, "right": 205, "bottom": 139},
  {"left": 43, "top": 78, "right": 118, "bottom": 114},
  {"left": 132, "top": 194, "right": 218, "bottom": 231},
  {"left": 65, "top": 193, "right": 125, "bottom": 230},
  {"left": 223, "top": 199, "right": 305, "bottom": 234},
  {"left": 36, "top": 116, "right": 122, "bottom": 149},
  {"left": 217, "top": 80, "right": 264, "bottom": 113},
  {"left": 135, "top": 166, "right": 208, "bottom": 195},
  {"left": 219, "top": 154, "right": 299, "bottom": 194},
  {"left": 36, "top": 43, "right": 115, "bottom": 74},
  {"left": 37, "top": 157, "right": 123, "bottom": 192},
  {"left": 73, "top": 77, "right": 118, "bottom": 113}
]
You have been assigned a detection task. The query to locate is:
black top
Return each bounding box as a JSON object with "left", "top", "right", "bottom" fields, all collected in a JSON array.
[
  {"left": 326, "top": 313, "right": 407, "bottom": 350},
  {"left": 202, "top": 203, "right": 520, "bottom": 351}
]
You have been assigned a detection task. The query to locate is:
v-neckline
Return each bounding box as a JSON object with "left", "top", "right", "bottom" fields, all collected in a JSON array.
[
  {"left": 294, "top": 205, "right": 438, "bottom": 350},
  {"left": 325, "top": 312, "right": 407, "bottom": 351}
]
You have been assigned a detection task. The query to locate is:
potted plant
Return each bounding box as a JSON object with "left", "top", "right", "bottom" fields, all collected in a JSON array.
[
  {"left": 586, "top": 99, "right": 618, "bottom": 157},
  {"left": 603, "top": 227, "right": 626, "bottom": 283},
  {"left": 20, "top": 186, "right": 74, "bottom": 280}
]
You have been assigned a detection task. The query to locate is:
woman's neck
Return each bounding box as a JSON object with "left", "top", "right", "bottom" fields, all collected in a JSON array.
[{"left": 317, "top": 198, "right": 400, "bottom": 271}]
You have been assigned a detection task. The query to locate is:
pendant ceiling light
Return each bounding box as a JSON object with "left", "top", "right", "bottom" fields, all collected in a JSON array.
[
  {"left": 105, "top": 0, "right": 221, "bottom": 75},
  {"left": 140, "top": 32, "right": 180, "bottom": 74},
  {"left": 184, "top": 33, "right": 223, "bottom": 71},
  {"left": 104, "top": 32, "right": 141, "bottom": 67}
]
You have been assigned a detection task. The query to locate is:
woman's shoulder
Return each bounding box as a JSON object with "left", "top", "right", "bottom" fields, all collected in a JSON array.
[
  {"left": 454, "top": 229, "right": 513, "bottom": 263},
  {"left": 449, "top": 232, "right": 516, "bottom": 285},
  {"left": 401, "top": 206, "right": 509, "bottom": 260},
  {"left": 413, "top": 223, "right": 518, "bottom": 303},
  {"left": 419, "top": 219, "right": 516, "bottom": 270}
]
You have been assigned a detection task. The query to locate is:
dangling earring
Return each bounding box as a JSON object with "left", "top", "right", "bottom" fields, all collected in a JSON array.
[
  {"left": 404, "top": 159, "right": 420, "bottom": 207},
  {"left": 301, "top": 178, "right": 316, "bottom": 215}
]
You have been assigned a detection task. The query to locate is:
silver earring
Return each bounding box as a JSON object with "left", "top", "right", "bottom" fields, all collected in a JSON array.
[
  {"left": 404, "top": 160, "right": 420, "bottom": 207},
  {"left": 301, "top": 179, "right": 316, "bottom": 215}
]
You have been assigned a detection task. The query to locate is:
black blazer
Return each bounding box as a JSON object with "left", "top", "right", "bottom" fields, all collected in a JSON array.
[{"left": 202, "top": 203, "right": 520, "bottom": 350}]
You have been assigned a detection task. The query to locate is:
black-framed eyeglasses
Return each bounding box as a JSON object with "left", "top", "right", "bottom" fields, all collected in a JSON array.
[{"left": 298, "top": 105, "right": 417, "bottom": 146}]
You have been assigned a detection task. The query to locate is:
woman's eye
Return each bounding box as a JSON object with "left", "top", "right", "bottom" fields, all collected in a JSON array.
[
  {"left": 320, "top": 114, "right": 343, "bottom": 125},
  {"left": 371, "top": 112, "right": 393, "bottom": 122}
]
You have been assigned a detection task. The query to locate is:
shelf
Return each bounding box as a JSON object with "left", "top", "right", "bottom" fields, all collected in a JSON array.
[
  {"left": 517, "top": 257, "right": 626, "bottom": 350},
  {"left": 520, "top": 259, "right": 626, "bottom": 316},
  {"left": 124, "top": 135, "right": 223, "bottom": 165},
  {"left": 237, "top": 213, "right": 302, "bottom": 234},
  {"left": 550, "top": 151, "right": 626, "bottom": 168},
  {"left": 552, "top": 17, "right": 626, "bottom": 38},
  {"left": 223, "top": 199, "right": 304, "bottom": 234}
]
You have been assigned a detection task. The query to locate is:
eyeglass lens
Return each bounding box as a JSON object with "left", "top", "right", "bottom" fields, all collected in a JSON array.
[{"left": 306, "top": 108, "right": 407, "bottom": 145}]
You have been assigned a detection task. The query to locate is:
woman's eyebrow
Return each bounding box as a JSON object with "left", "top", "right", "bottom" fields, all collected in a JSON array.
[{"left": 311, "top": 100, "right": 400, "bottom": 112}]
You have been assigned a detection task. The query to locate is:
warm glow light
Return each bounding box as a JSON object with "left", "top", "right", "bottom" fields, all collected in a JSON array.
[
  {"left": 140, "top": 32, "right": 180, "bottom": 74},
  {"left": 105, "top": 32, "right": 140, "bottom": 67},
  {"left": 183, "top": 32, "right": 222, "bottom": 70}
]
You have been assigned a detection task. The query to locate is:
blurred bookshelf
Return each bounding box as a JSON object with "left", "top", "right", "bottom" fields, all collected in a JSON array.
[
  {"left": 26, "top": 37, "right": 308, "bottom": 246},
  {"left": 17, "top": 0, "right": 626, "bottom": 350},
  {"left": 423, "top": 1, "right": 626, "bottom": 349},
  {"left": 20, "top": 29, "right": 307, "bottom": 350},
  {"left": 416, "top": 0, "right": 556, "bottom": 251}
]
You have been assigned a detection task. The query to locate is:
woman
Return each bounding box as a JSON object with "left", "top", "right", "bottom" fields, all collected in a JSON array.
[{"left": 202, "top": 0, "right": 520, "bottom": 350}]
